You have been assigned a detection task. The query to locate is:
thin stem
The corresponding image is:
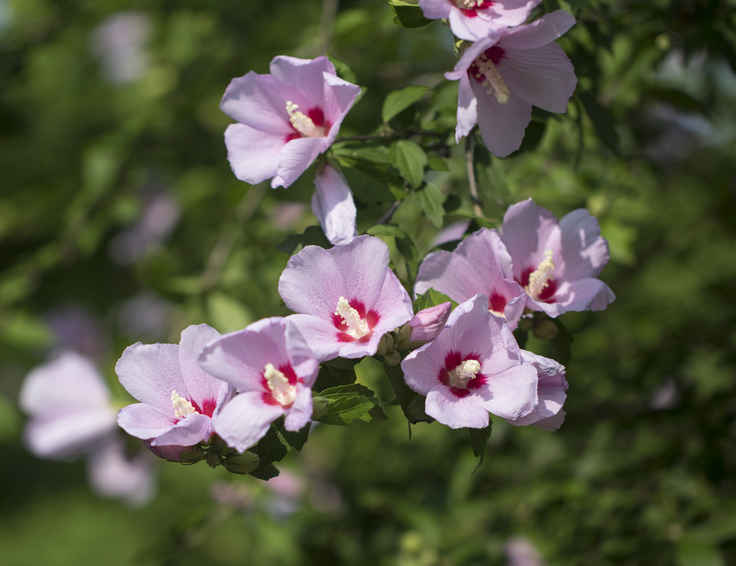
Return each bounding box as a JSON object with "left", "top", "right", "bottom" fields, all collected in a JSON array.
[
  {"left": 465, "top": 135, "right": 483, "bottom": 217},
  {"left": 378, "top": 201, "right": 401, "bottom": 225},
  {"left": 200, "top": 184, "right": 267, "bottom": 292},
  {"left": 320, "top": 0, "right": 339, "bottom": 54}
]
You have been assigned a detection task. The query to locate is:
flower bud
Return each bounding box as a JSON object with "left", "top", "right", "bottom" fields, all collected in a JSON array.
[{"left": 408, "top": 302, "right": 452, "bottom": 344}]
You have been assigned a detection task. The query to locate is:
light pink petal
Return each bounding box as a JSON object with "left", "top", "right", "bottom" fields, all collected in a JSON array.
[
  {"left": 473, "top": 83, "right": 532, "bottom": 158},
  {"left": 20, "top": 352, "right": 110, "bottom": 415},
  {"left": 198, "top": 318, "right": 291, "bottom": 393},
  {"left": 490, "top": 0, "right": 541, "bottom": 27},
  {"left": 213, "top": 392, "right": 283, "bottom": 453},
  {"left": 446, "top": 35, "right": 499, "bottom": 82},
  {"left": 285, "top": 314, "right": 341, "bottom": 362},
  {"left": 425, "top": 389, "right": 490, "bottom": 429},
  {"left": 409, "top": 302, "right": 452, "bottom": 344},
  {"left": 457, "top": 228, "right": 515, "bottom": 280},
  {"left": 500, "top": 43, "right": 577, "bottom": 113},
  {"left": 501, "top": 198, "right": 560, "bottom": 279},
  {"left": 323, "top": 73, "right": 361, "bottom": 144},
  {"left": 150, "top": 412, "right": 211, "bottom": 447},
  {"left": 279, "top": 245, "right": 345, "bottom": 319},
  {"left": 312, "top": 165, "right": 357, "bottom": 245},
  {"left": 559, "top": 209, "right": 610, "bottom": 280},
  {"left": 448, "top": 8, "right": 499, "bottom": 42},
  {"left": 535, "top": 410, "right": 566, "bottom": 430},
  {"left": 510, "top": 350, "right": 567, "bottom": 427},
  {"left": 432, "top": 220, "right": 470, "bottom": 247},
  {"left": 455, "top": 75, "right": 478, "bottom": 143},
  {"left": 273, "top": 137, "right": 327, "bottom": 188},
  {"left": 418, "top": 0, "right": 452, "bottom": 19},
  {"left": 415, "top": 251, "right": 489, "bottom": 302},
  {"left": 220, "top": 71, "right": 291, "bottom": 135},
  {"left": 559, "top": 277, "right": 615, "bottom": 312},
  {"left": 481, "top": 313, "right": 524, "bottom": 374},
  {"left": 87, "top": 438, "right": 156, "bottom": 506},
  {"left": 269, "top": 55, "right": 335, "bottom": 110},
  {"left": 115, "top": 342, "right": 186, "bottom": 416},
  {"left": 401, "top": 340, "right": 446, "bottom": 396},
  {"left": 284, "top": 383, "right": 312, "bottom": 431},
  {"left": 283, "top": 318, "right": 320, "bottom": 387},
  {"left": 371, "top": 270, "right": 414, "bottom": 337},
  {"left": 178, "top": 324, "right": 228, "bottom": 409},
  {"left": 483, "top": 362, "right": 538, "bottom": 420},
  {"left": 224, "top": 123, "right": 283, "bottom": 185},
  {"left": 499, "top": 10, "right": 576, "bottom": 50},
  {"left": 331, "top": 235, "right": 392, "bottom": 310},
  {"left": 25, "top": 409, "right": 117, "bottom": 459},
  {"left": 117, "top": 403, "right": 173, "bottom": 440}
]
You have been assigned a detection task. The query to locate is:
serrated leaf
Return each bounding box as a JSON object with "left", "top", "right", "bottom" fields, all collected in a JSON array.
[
  {"left": 382, "top": 85, "right": 430, "bottom": 123},
  {"left": 247, "top": 426, "right": 287, "bottom": 479},
  {"left": 418, "top": 183, "right": 445, "bottom": 228},
  {"left": 413, "top": 288, "right": 454, "bottom": 312},
  {"left": 392, "top": 140, "right": 427, "bottom": 188},
  {"left": 312, "top": 384, "right": 384, "bottom": 425}
]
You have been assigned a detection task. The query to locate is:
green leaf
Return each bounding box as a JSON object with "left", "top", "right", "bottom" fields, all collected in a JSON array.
[
  {"left": 277, "top": 225, "right": 331, "bottom": 255},
  {"left": 328, "top": 56, "right": 358, "bottom": 84},
  {"left": 312, "top": 384, "right": 384, "bottom": 425},
  {"left": 578, "top": 91, "right": 621, "bottom": 155},
  {"left": 222, "top": 452, "right": 260, "bottom": 475},
  {"left": 389, "top": 1, "right": 432, "bottom": 28},
  {"left": 413, "top": 288, "right": 454, "bottom": 312},
  {"left": 207, "top": 292, "right": 252, "bottom": 333},
  {"left": 468, "top": 424, "right": 492, "bottom": 465},
  {"left": 275, "top": 420, "right": 310, "bottom": 452},
  {"left": 248, "top": 426, "right": 288, "bottom": 480},
  {"left": 382, "top": 85, "right": 430, "bottom": 123},
  {"left": 314, "top": 358, "right": 358, "bottom": 391},
  {"left": 418, "top": 183, "right": 445, "bottom": 228},
  {"left": 385, "top": 364, "right": 432, "bottom": 424},
  {"left": 392, "top": 140, "right": 427, "bottom": 188}
]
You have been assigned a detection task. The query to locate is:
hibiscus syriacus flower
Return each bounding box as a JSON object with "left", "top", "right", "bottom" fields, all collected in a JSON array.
[
  {"left": 446, "top": 10, "right": 577, "bottom": 157},
  {"left": 509, "top": 350, "right": 567, "bottom": 429},
  {"left": 221, "top": 55, "right": 361, "bottom": 188},
  {"left": 501, "top": 198, "right": 615, "bottom": 316},
  {"left": 415, "top": 228, "right": 526, "bottom": 329},
  {"left": 419, "top": 0, "right": 541, "bottom": 41},
  {"left": 278, "top": 235, "right": 414, "bottom": 361},
  {"left": 401, "top": 295, "right": 538, "bottom": 429},
  {"left": 116, "top": 324, "right": 231, "bottom": 456},
  {"left": 198, "top": 317, "right": 319, "bottom": 453},
  {"left": 20, "top": 352, "right": 118, "bottom": 459}
]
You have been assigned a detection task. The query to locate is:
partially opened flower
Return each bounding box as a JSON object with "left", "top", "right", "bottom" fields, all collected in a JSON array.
[
  {"left": 116, "top": 324, "right": 231, "bottom": 456},
  {"left": 19, "top": 352, "right": 118, "bottom": 459},
  {"left": 508, "top": 350, "right": 567, "bottom": 429},
  {"left": 408, "top": 302, "right": 452, "bottom": 344},
  {"left": 419, "top": 0, "right": 541, "bottom": 41},
  {"left": 221, "top": 55, "right": 361, "bottom": 188},
  {"left": 415, "top": 228, "right": 526, "bottom": 329},
  {"left": 87, "top": 438, "right": 156, "bottom": 506},
  {"left": 446, "top": 10, "right": 577, "bottom": 157},
  {"left": 501, "top": 198, "right": 615, "bottom": 316},
  {"left": 312, "top": 164, "right": 357, "bottom": 245},
  {"left": 198, "top": 317, "right": 319, "bottom": 453},
  {"left": 401, "top": 295, "right": 538, "bottom": 429},
  {"left": 278, "top": 235, "right": 414, "bottom": 361}
]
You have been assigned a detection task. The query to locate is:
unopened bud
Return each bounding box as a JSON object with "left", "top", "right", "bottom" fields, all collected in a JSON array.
[
  {"left": 533, "top": 319, "right": 558, "bottom": 340},
  {"left": 384, "top": 351, "right": 402, "bottom": 367},
  {"left": 408, "top": 302, "right": 451, "bottom": 344},
  {"left": 377, "top": 333, "right": 395, "bottom": 356}
]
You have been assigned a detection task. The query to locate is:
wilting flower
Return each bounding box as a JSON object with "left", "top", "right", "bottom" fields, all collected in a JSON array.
[
  {"left": 508, "top": 350, "right": 567, "bottom": 429},
  {"left": 408, "top": 302, "right": 452, "bottom": 344},
  {"left": 415, "top": 228, "right": 526, "bottom": 329},
  {"left": 87, "top": 438, "right": 156, "bottom": 506},
  {"left": 221, "top": 56, "right": 361, "bottom": 188},
  {"left": 501, "top": 198, "right": 615, "bottom": 316},
  {"left": 312, "top": 164, "right": 357, "bottom": 245},
  {"left": 446, "top": 10, "right": 577, "bottom": 157},
  {"left": 419, "top": 0, "right": 541, "bottom": 41},
  {"left": 278, "top": 235, "right": 414, "bottom": 361},
  {"left": 401, "top": 295, "right": 538, "bottom": 429},
  {"left": 20, "top": 352, "right": 118, "bottom": 459},
  {"left": 198, "top": 317, "right": 319, "bottom": 453},
  {"left": 116, "top": 324, "right": 231, "bottom": 456}
]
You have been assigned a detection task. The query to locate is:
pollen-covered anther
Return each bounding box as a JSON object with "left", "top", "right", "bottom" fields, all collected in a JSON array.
[
  {"left": 264, "top": 363, "right": 296, "bottom": 407},
  {"left": 171, "top": 390, "right": 196, "bottom": 419},
  {"left": 335, "top": 296, "right": 370, "bottom": 339},
  {"left": 526, "top": 250, "right": 555, "bottom": 299},
  {"left": 457, "top": 0, "right": 485, "bottom": 7},
  {"left": 285, "top": 100, "right": 326, "bottom": 138},
  {"left": 447, "top": 359, "right": 481, "bottom": 389},
  {"left": 474, "top": 56, "right": 510, "bottom": 104}
]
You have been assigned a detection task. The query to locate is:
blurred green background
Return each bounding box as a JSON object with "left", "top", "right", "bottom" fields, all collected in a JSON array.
[{"left": 1, "top": 0, "right": 736, "bottom": 564}]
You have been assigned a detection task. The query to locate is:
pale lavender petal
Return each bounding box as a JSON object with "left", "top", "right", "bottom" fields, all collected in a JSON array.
[
  {"left": 323, "top": 73, "right": 361, "bottom": 144},
  {"left": 510, "top": 351, "right": 567, "bottom": 427},
  {"left": 491, "top": 0, "right": 541, "bottom": 27},
  {"left": 444, "top": 294, "right": 497, "bottom": 359},
  {"left": 269, "top": 55, "right": 335, "bottom": 110},
  {"left": 178, "top": 324, "right": 228, "bottom": 409},
  {"left": 117, "top": 403, "right": 173, "bottom": 440},
  {"left": 279, "top": 245, "right": 344, "bottom": 319},
  {"left": 457, "top": 228, "right": 515, "bottom": 280},
  {"left": 284, "top": 383, "right": 312, "bottom": 432},
  {"left": 455, "top": 75, "right": 478, "bottom": 142},
  {"left": 409, "top": 302, "right": 452, "bottom": 344},
  {"left": 535, "top": 410, "right": 566, "bottom": 430},
  {"left": 418, "top": 0, "right": 452, "bottom": 19},
  {"left": 560, "top": 277, "right": 615, "bottom": 312},
  {"left": 401, "top": 340, "right": 446, "bottom": 396},
  {"left": 481, "top": 311, "right": 523, "bottom": 374},
  {"left": 312, "top": 165, "right": 357, "bottom": 245},
  {"left": 285, "top": 314, "right": 341, "bottom": 362},
  {"left": 224, "top": 123, "right": 283, "bottom": 185},
  {"left": 483, "top": 363, "right": 538, "bottom": 420},
  {"left": 501, "top": 199, "right": 560, "bottom": 279},
  {"left": 415, "top": 251, "right": 489, "bottom": 302},
  {"left": 432, "top": 220, "right": 470, "bottom": 247},
  {"left": 221, "top": 72, "right": 291, "bottom": 135},
  {"left": 214, "top": 392, "right": 283, "bottom": 453},
  {"left": 283, "top": 318, "right": 320, "bottom": 386},
  {"left": 87, "top": 438, "right": 156, "bottom": 506},
  {"left": 425, "top": 389, "right": 490, "bottom": 429},
  {"left": 446, "top": 35, "right": 498, "bottom": 82},
  {"left": 25, "top": 409, "right": 117, "bottom": 459},
  {"left": 115, "top": 343, "right": 187, "bottom": 416},
  {"left": 499, "top": 43, "right": 577, "bottom": 113},
  {"left": 150, "top": 413, "right": 211, "bottom": 447},
  {"left": 473, "top": 85, "right": 532, "bottom": 158},
  {"left": 559, "top": 209, "right": 610, "bottom": 280},
  {"left": 371, "top": 270, "right": 414, "bottom": 337},
  {"left": 331, "top": 236, "right": 392, "bottom": 310},
  {"left": 273, "top": 137, "right": 327, "bottom": 188},
  {"left": 20, "top": 352, "right": 110, "bottom": 415},
  {"left": 499, "top": 10, "right": 576, "bottom": 50}
]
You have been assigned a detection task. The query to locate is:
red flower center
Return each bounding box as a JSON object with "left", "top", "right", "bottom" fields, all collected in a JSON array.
[
  {"left": 455, "top": 0, "right": 494, "bottom": 17},
  {"left": 489, "top": 292, "right": 507, "bottom": 315},
  {"left": 284, "top": 105, "right": 332, "bottom": 143},
  {"left": 518, "top": 267, "right": 558, "bottom": 303},
  {"left": 332, "top": 298, "right": 380, "bottom": 343},
  {"left": 261, "top": 363, "right": 301, "bottom": 408},
  {"left": 438, "top": 351, "right": 488, "bottom": 398}
]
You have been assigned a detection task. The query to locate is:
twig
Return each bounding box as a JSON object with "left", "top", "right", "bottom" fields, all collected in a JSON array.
[
  {"left": 320, "top": 0, "right": 339, "bottom": 54},
  {"left": 378, "top": 201, "right": 401, "bottom": 225},
  {"left": 465, "top": 135, "right": 483, "bottom": 217},
  {"left": 200, "top": 184, "right": 267, "bottom": 291}
]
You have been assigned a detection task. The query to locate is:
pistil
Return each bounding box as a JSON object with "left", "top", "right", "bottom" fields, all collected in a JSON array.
[
  {"left": 286, "top": 101, "right": 326, "bottom": 138},
  {"left": 171, "top": 390, "right": 196, "bottom": 419},
  {"left": 526, "top": 250, "right": 555, "bottom": 299},
  {"left": 447, "top": 359, "right": 482, "bottom": 389},
  {"left": 335, "top": 296, "right": 370, "bottom": 339},
  {"left": 264, "top": 363, "right": 296, "bottom": 407}
]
